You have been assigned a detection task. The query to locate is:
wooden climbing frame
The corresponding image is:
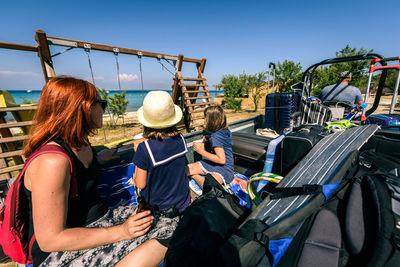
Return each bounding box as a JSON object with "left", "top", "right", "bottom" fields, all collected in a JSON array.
[
  {"left": 171, "top": 55, "right": 213, "bottom": 130},
  {"left": 0, "top": 29, "right": 214, "bottom": 182}
]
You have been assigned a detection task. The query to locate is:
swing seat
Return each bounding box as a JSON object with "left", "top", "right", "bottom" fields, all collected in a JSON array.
[{"left": 0, "top": 90, "right": 37, "bottom": 134}]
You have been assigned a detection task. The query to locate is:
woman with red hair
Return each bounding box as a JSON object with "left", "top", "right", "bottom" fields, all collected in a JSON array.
[{"left": 23, "top": 76, "right": 170, "bottom": 266}]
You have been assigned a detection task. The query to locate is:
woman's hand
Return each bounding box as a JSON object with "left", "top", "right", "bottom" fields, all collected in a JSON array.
[
  {"left": 120, "top": 210, "right": 154, "bottom": 240},
  {"left": 97, "top": 148, "right": 119, "bottom": 163}
]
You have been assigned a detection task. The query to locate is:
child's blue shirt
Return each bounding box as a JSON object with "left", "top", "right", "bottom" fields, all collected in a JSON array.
[{"left": 133, "top": 134, "right": 190, "bottom": 213}]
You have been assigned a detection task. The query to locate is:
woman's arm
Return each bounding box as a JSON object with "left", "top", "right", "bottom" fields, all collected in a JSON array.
[
  {"left": 193, "top": 143, "right": 226, "bottom": 165},
  {"left": 26, "top": 154, "right": 153, "bottom": 252}
]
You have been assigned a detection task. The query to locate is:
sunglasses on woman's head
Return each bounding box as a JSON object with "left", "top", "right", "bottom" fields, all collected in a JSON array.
[{"left": 94, "top": 100, "right": 107, "bottom": 110}]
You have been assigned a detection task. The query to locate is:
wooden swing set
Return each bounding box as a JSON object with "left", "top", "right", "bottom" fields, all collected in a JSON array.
[{"left": 0, "top": 29, "right": 213, "bottom": 181}]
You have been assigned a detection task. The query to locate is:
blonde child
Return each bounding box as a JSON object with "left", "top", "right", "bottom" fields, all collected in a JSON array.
[
  {"left": 186, "top": 105, "right": 234, "bottom": 188},
  {"left": 133, "top": 90, "right": 190, "bottom": 247}
]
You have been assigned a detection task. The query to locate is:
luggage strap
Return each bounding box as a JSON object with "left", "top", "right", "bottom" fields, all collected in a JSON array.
[
  {"left": 270, "top": 184, "right": 323, "bottom": 199},
  {"left": 235, "top": 219, "right": 270, "bottom": 246}
]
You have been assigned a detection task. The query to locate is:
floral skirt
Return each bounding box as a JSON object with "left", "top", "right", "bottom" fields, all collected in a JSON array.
[{"left": 40, "top": 205, "right": 179, "bottom": 267}]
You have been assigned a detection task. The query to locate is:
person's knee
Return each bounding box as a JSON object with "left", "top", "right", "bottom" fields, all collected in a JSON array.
[
  {"left": 116, "top": 239, "right": 166, "bottom": 267},
  {"left": 211, "top": 173, "right": 224, "bottom": 185},
  {"left": 186, "top": 162, "right": 203, "bottom": 176}
]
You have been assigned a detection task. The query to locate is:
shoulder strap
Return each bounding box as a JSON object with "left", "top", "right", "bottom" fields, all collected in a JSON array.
[
  {"left": 323, "top": 84, "right": 350, "bottom": 102},
  {"left": 24, "top": 144, "right": 78, "bottom": 198}
]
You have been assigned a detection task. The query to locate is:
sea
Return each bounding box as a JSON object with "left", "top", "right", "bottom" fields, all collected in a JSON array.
[{"left": 7, "top": 90, "right": 222, "bottom": 112}]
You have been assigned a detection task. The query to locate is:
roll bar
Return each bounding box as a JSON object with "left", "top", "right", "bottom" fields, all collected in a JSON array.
[{"left": 301, "top": 53, "right": 387, "bottom": 116}]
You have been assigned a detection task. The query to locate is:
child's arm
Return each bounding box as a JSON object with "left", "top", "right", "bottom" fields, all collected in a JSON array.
[
  {"left": 193, "top": 142, "right": 226, "bottom": 165},
  {"left": 134, "top": 166, "right": 148, "bottom": 189}
]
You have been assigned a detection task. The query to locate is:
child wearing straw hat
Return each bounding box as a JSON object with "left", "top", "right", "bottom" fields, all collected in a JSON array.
[{"left": 133, "top": 90, "right": 190, "bottom": 248}]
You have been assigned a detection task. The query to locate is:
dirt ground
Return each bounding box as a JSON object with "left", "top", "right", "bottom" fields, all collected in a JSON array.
[
  {"left": 89, "top": 95, "right": 397, "bottom": 147},
  {"left": 88, "top": 108, "right": 264, "bottom": 146}
]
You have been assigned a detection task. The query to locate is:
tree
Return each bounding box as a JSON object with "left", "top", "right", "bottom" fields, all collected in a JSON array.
[
  {"left": 108, "top": 91, "right": 129, "bottom": 124},
  {"left": 225, "top": 97, "right": 243, "bottom": 112},
  {"left": 220, "top": 74, "right": 247, "bottom": 98},
  {"left": 220, "top": 74, "right": 248, "bottom": 111},
  {"left": 385, "top": 69, "right": 399, "bottom": 93},
  {"left": 275, "top": 60, "right": 302, "bottom": 92},
  {"left": 312, "top": 45, "right": 373, "bottom": 96},
  {"left": 245, "top": 72, "right": 267, "bottom": 111}
]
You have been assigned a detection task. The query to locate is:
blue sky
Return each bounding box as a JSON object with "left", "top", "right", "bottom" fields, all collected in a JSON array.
[{"left": 1, "top": 0, "right": 400, "bottom": 90}]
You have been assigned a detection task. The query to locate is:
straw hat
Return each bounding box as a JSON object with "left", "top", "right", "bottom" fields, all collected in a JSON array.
[{"left": 137, "top": 91, "right": 183, "bottom": 129}]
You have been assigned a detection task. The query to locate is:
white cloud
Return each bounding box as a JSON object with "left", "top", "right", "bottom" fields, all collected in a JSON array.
[
  {"left": 119, "top": 73, "right": 138, "bottom": 81},
  {"left": 0, "top": 70, "right": 41, "bottom": 77}
]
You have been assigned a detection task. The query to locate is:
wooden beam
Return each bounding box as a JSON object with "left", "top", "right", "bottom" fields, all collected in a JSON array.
[
  {"left": 0, "top": 121, "right": 33, "bottom": 129},
  {"left": 182, "top": 84, "right": 206, "bottom": 88},
  {"left": 182, "top": 90, "right": 206, "bottom": 94},
  {"left": 35, "top": 29, "right": 56, "bottom": 82},
  {"left": 0, "top": 164, "right": 24, "bottom": 175},
  {"left": 0, "top": 135, "right": 29, "bottom": 144},
  {"left": 0, "top": 42, "right": 38, "bottom": 52},
  {"left": 186, "top": 96, "right": 211, "bottom": 100},
  {"left": 199, "top": 58, "right": 207, "bottom": 74},
  {"left": 177, "top": 54, "right": 184, "bottom": 71},
  {"left": 0, "top": 115, "right": 23, "bottom": 166},
  {"left": 183, "top": 77, "right": 206, "bottom": 81},
  {"left": 171, "top": 55, "right": 184, "bottom": 103},
  {"left": 0, "top": 150, "right": 23, "bottom": 159},
  {"left": 0, "top": 106, "right": 37, "bottom": 112},
  {"left": 46, "top": 35, "right": 202, "bottom": 64},
  {"left": 186, "top": 102, "right": 212, "bottom": 107},
  {"left": 0, "top": 144, "right": 10, "bottom": 180}
]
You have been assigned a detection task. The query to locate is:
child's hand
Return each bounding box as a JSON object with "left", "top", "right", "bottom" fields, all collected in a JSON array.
[{"left": 193, "top": 142, "right": 205, "bottom": 153}]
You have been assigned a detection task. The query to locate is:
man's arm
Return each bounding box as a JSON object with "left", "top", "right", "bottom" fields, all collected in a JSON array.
[{"left": 355, "top": 87, "right": 364, "bottom": 105}]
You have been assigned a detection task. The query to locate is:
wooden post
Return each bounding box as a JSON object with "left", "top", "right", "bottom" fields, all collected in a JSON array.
[
  {"left": 199, "top": 58, "right": 207, "bottom": 74},
  {"left": 171, "top": 54, "right": 184, "bottom": 103},
  {"left": 35, "top": 30, "right": 55, "bottom": 82},
  {"left": 177, "top": 54, "right": 184, "bottom": 72}
]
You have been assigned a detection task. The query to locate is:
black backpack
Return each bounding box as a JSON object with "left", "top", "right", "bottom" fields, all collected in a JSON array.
[
  {"left": 275, "top": 169, "right": 400, "bottom": 267},
  {"left": 164, "top": 174, "right": 252, "bottom": 267}
]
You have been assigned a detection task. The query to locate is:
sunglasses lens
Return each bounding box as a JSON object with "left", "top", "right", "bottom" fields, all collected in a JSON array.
[{"left": 101, "top": 101, "right": 107, "bottom": 110}]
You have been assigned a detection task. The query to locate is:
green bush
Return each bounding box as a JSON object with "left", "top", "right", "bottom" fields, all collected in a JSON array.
[
  {"left": 275, "top": 60, "right": 302, "bottom": 92},
  {"left": 108, "top": 91, "right": 129, "bottom": 124},
  {"left": 221, "top": 74, "right": 247, "bottom": 98},
  {"left": 225, "top": 97, "right": 242, "bottom": 112}
]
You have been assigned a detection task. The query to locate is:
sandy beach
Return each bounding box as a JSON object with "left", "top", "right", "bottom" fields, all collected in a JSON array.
[{"left": 89, "top": 108, "right": 265, "bottom": 146}]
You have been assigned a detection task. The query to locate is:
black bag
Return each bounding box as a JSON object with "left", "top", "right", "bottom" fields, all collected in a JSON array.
[
  {"left": 275, "top": 169, "right": 400, "bottom": 267},
  {"left": 280, "top": 125, "right": 330, "bottom": 176},
  {"left": 164, "top": 174, "right": 252, "bottom": 267}
]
